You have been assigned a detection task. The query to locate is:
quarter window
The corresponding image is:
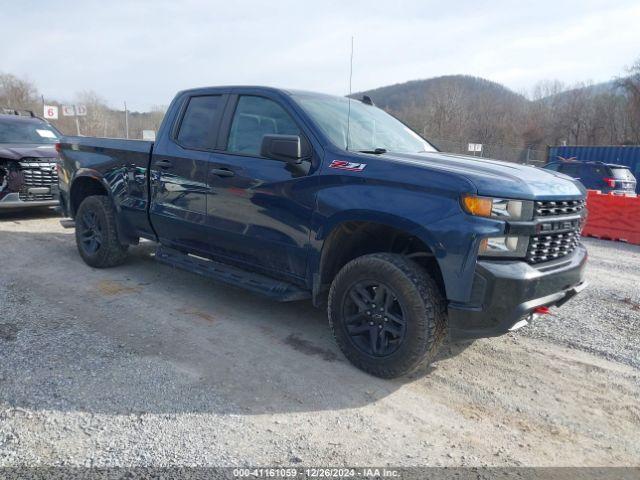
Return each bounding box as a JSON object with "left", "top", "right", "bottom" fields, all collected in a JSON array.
[
  {"left": 227, "top": 96, "right": 300, "bottom": 156},
  {"left": 176, "top": 95, "right": 222, "bottom": 149}
]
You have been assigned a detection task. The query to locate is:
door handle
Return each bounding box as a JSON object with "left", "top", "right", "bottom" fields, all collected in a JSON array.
[
  {"left": 155, "top": 160, "right": 173, "bottom": 169},
  {"left": 210, "top": 168, "right": 235, "bottom": 178}
]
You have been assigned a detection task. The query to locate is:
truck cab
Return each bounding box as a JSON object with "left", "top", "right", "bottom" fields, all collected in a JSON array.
[{"left": 58, "top": 86, "right": 588, "bottom": 378}]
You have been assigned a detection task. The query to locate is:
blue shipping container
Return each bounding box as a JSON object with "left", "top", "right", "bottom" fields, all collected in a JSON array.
[{"left": 547, "top": 145, "right": 640, "bottom": 193}]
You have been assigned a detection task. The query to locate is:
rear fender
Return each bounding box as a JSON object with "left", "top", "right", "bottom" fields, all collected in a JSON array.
[{"left": 71, "top": 170, "right": 138, "bottom": 245}]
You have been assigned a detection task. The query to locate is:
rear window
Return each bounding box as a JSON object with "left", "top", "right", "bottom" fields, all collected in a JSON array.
[
  {"left": 176, "top": 95, "right": 222, "bottom": 149},
  {"left": 610, "top": 167, "right": 636, "bottom": 181}
]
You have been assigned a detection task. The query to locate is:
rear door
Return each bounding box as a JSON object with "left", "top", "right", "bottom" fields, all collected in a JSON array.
[
  {"left": 203, "top": 92, "right": 318, "bottom": 280},
  {"left": 149, "top": 93, "right": 227, "bottom": 254},
  {"left": 588, "top": 163, "right": 609, "bottom": 191}
]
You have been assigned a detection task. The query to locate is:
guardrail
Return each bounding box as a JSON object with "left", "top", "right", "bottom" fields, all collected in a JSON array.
[{"left": 582, "top": 190, "right": 640, "bottom": 245}]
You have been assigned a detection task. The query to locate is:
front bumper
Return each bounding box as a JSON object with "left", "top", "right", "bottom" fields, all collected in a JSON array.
[
  {"left": 448, "top": 244, "right": 588, "bottom": 340},
  {"left": 0, "top": 191, "right": 59, "bottom": 209}
]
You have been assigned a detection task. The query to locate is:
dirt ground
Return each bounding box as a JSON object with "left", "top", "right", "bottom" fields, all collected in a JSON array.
[{"left": 0, "top": 209, "right": 638, "bottom": 467}]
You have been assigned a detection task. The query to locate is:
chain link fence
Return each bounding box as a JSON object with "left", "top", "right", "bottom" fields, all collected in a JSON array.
[{"left": 429, "top": 138, "right": 547, "bottom": 166}]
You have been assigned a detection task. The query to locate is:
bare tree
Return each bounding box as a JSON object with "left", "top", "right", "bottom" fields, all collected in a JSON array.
[
  {"left": 0, "top": 73, "right": 38, "bottom": 110},
  {"left": 618, "top": 58, "right": 640, "bottom": 143}
]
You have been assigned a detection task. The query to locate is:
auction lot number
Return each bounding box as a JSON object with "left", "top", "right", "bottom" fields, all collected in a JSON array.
[{"left": 234, "top": 468, "right": 399, "bottom": 478}]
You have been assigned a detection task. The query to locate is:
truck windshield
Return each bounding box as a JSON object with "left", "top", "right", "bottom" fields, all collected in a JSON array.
[
  {"left": 293, "top": 94, "right": 436, "bottom": 154},
  {"left": 0, "top": 119, "right": 59, "bottom": 144}
]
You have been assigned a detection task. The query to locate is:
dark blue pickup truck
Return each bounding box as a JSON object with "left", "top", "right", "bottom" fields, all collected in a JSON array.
[{"left": 58, "top": 86, "right": 588, "bottom": 378}]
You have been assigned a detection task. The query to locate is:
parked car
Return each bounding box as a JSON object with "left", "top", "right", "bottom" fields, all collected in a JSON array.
[
  {"left": 548, "top": 145, "right": 640, "bottom": 194},
  {"left": 0, "top": 110, "right": 60, "bottom": 209},
  {"left": 543, "top": 160, "right": 637, "bottom": 194},
  {"left": 57, "top": 86, "right": 588, "bottom": 378}
]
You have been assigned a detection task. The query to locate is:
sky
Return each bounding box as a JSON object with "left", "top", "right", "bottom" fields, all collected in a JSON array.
[{"left": 2, "top": 0, "right": 639, "bottom": 111}]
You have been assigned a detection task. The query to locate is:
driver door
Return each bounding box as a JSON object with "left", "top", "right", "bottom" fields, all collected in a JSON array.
[{"left": 205, "top": 93, "right": 316, "bottom": 280}]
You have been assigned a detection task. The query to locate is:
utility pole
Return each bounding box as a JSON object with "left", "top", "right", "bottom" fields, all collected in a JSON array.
[
  {"left": 124, "top": 101, "right": 129, "bottom": 139},
  {"left": 75, "top": 116, "right": 81, "bottom": 136}
]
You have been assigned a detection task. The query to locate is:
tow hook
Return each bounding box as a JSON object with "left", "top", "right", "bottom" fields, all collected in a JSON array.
[
  {"left": 509, "top": 306, "right": 554, "bottom": 332},
  {"left": 529, "top": 305, "right": 555, "bottom": 321},
  {"left": 533, "top": 306, "right": 552, "bottom": 316}
]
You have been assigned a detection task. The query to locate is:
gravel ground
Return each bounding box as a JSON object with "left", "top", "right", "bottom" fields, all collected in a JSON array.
[
  {"left": 519, "top": 238, "right": 640, "bottom": 369},
  {"left": 0, "top": 209, "right": 639, "bottom": 467}
]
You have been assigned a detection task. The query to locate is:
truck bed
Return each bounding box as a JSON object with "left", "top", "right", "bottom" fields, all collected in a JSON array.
[{"left": 58, "top": 136, "right": 155, "bottom": 240}]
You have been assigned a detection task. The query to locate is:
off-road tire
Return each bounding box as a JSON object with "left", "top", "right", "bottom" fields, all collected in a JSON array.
[
  {"left": 328, "top": 253, "right": 446, "bottom": 378},
  {"left": 75, "top": 195, "right": 129, "bottom": 268}
]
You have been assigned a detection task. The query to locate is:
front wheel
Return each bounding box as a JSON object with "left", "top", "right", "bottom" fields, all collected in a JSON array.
[
  {"left": 328, "top": 253, "right": 446, "bottom": 378},
  {"left": 75, "top": 195, "right": 129, "bottom": 268}
]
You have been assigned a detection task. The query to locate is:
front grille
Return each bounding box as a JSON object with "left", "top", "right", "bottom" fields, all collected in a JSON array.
[
  {"left": 527, "top": 198, "right": 585, "bottom": 264},
  {"left": 534, "top": 199, "right": 585, "bottom": 217},
  {"left": 18, "top": 157, "right": 57, "bottom": 201},
  {"left": 527, "top": 231, "right": 580, "bottom": 264}
]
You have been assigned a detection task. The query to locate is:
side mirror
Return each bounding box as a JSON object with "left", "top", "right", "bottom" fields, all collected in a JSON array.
[{"left": 260, "top": 134, "right": 305, "bottom": 163}]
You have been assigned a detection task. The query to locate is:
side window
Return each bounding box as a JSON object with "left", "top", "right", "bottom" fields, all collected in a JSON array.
[
  {"left": 560, "top": 163, "right": 580, "bottom": 177},
  {"left": 176, "top": 95, "right": 222, "bottom": 149},
  {"left": 544, "top": 163, "right": 560, "bottom": 172},
  {"left": 227, "top": 96, "right": 300, "bottom": 156}
]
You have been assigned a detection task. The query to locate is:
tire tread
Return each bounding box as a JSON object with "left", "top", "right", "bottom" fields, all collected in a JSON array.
[
  {"left": 75, "top": 195, "right": 129, "bottom": 268},
  {"left": 328, "top": 253, "right": 446, "bottom": 378}
]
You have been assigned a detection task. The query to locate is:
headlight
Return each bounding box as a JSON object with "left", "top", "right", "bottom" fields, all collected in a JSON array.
[
  {"left": 461, "top": 195, "right": 533, "bottom": 221},
  {"left": 479, "top": 236, "right": 529, "bottom": 258}
]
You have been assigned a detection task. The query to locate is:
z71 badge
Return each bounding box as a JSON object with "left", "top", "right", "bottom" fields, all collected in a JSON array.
[{"left": 329, "top": 160, "right": 367, "bottom": 172}]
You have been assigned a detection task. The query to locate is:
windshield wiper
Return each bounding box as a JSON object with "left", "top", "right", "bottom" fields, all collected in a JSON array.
[{"left": 357, "top": 148, "right": 387, "bottom": 154}]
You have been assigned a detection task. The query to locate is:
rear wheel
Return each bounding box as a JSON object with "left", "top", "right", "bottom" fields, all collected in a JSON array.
[
  {"left": 75, "top": 195, "right": 128, "bottom": 268},
  {"left": 328, "top": 253, "right": 446, "bottom": 378}
]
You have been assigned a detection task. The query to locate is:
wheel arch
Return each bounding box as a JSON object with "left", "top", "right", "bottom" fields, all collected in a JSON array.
[
  {"left": 312, "top": 213, "right": 446, "bottom": 307},
  {"left": 69, "top": 170, "right": 111, "bottom": 217},
  {"left": 69, "top": 170, "right": 138, "bottom": 245}
]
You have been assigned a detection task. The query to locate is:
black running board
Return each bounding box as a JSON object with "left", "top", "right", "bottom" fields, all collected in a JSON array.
[{"left": 154, "top": 246, "right": 310, "bottom": 302}]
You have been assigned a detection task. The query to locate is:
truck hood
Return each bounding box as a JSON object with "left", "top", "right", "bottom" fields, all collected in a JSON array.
[
  {"left": 380, "top": 151, "right": 585, "bottom": 200},
  {"left": 0, "top": 143, "right": 57, "bottom": 161}
]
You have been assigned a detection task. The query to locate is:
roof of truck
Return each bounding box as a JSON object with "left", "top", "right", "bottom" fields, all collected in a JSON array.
[
  {"left": 177, "top": 85, "right": 342, "bottom": 99},
  {"left": 0, "top": 113, "right": 49, "bottom": 124}
]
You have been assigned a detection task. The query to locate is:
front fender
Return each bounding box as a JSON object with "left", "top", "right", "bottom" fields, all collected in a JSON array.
[{"left": 310, "top": 184, "right": 504, "bottom": 303}]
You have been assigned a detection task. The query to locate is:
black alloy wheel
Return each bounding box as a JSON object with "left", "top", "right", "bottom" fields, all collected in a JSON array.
[
  {"left": 342, "top": 281, "right": 407, "bottom": 357},
  {"left": 328, "top": 253, "right": 446, "bottom": 378},
  {"left": 78, "top": 209, "right": 103, "bottom": 254},
  {"left": 74, "top": 195, "right": 129, "bottom": 268}
]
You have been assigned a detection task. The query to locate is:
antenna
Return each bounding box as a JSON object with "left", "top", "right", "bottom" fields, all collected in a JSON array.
[{"left": 346, "top": 36, "right": 354, "bottom": 151}]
